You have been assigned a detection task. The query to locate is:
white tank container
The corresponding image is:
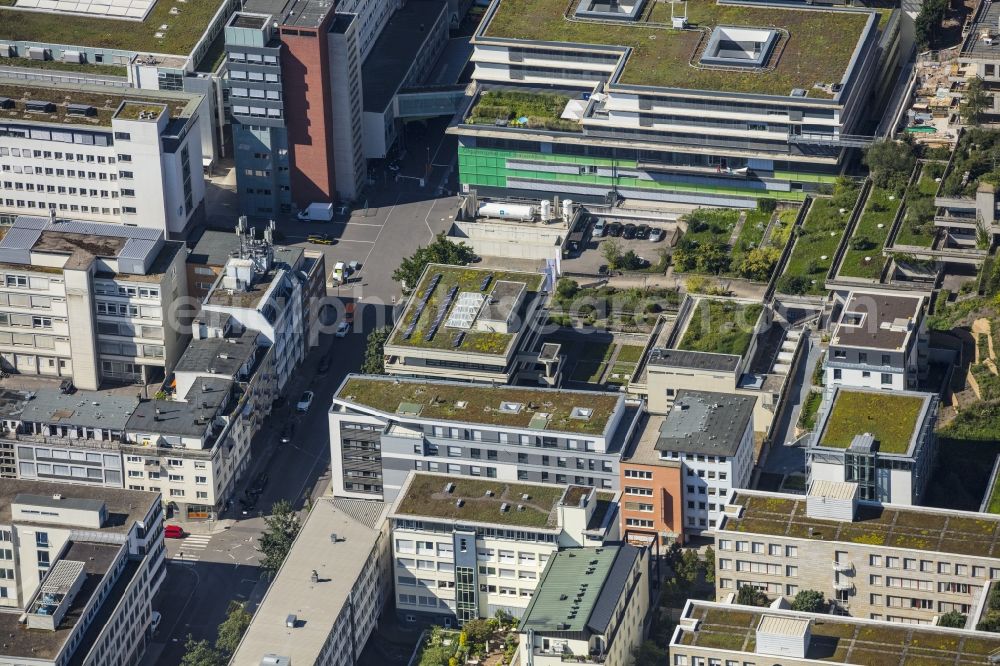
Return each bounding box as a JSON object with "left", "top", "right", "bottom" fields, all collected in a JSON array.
[
  {"left": 540, "top": 200, "right": 552, "bottom": 220},
  {"left": 478, "top": 202, "right": 536, "bottom": 221}
]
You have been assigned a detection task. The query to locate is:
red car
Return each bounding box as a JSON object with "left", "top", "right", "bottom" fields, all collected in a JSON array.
[{"left": 164, "top": 524, "right": 186, "bottom": 539}]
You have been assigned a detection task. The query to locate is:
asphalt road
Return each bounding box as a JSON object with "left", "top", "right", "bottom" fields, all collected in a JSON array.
[{"left": 146, "top": 119, "right": 459, "bottom": 665}]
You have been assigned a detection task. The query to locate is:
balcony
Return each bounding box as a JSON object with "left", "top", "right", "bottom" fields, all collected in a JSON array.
[
  {"left": 832, "top": 560, "right": 854, "bottom": 574},
  {"left": 833, "top": 581, "right": 855, "bottom": 593}
]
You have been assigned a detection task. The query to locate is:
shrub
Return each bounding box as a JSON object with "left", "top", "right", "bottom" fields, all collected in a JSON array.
[
  {"left": 791, "top": 589, "right": 827, "bottom": 613},
  {"left": 757, "top": 198, "right": 777, "bottom": 213},
  {"left": 777, "top": 275, "right": 810, "bottom": 295},
  {"left": 939, "top": 610, "right": 967, "bottom": 629}
]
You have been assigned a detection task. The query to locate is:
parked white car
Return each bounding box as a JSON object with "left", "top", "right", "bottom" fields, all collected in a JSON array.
[{"left": 296, "top": 390, "right": 314, "bottom": 413}]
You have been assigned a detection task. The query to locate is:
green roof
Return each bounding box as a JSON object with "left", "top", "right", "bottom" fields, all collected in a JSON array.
[
  {"left": 336, "top": 376, "right": 621, "bottom": 435},
  {"left": 482, "top": 0, "right": 877, "bottom": 97},
  {"left": 519, "top": 547, "right": 620, "bottom": 633},
  {"left": 677, "top": 299, "right": 763, "bottom": 357},
  {"left": 386, "top": 264, "right": 544, "bottom": 355},
  {"left": 817, "top": 390, "right": 926, "bottom": 455},
  {"left": 677, "top": 602, "right": 1000, "bottom": 664},
  {"left": 393, "top": 473, "right": 573, "bottom": 528},
  {"left": 722, "top": 492, "right": 1000, "bottom": 558},
  {"left": 0, "top": 0, "right": 228, "bottom": 56},
  {"left": 0, "top": 81, "right": 193, "bottom": 128}
]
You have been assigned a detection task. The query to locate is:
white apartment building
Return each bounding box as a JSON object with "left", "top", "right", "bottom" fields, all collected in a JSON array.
[
  {"left": 0, "top": 215, "right": 189, "bottom": 389},
  {"left": 655, "top": 391, "right": 755, "bottom": 535},
  {"left": 389, "top": 472, "right": 619, "bottom": 625},
  {"left": 716, "top": 482, "right": 1000, "bottom": 626},
  {"left": 825, "top": 291, "right": 927, "bottom": 391},
  {"left": 201, "top": 226, "right": 310, "bottom": 392},
  {"left": 330, "top": 375, "right": 642, "bottom": 502},
  {"left": 518, "top": 545, "right": 648, "bottom": 666},
  {"left": 0, "top": 480, "right": 165, "bottom": 666},
  {"left": 122, "top": 324, "right": 276, "bottom": 520},
  {"left": 0, "top": 80, "right": 207, "bottom": 236},
  {"left": 230, "top": 498, "right": 391, "bottom": 666},
  {"left": 807, "top": 388, "right": 938, "bottom": 505}
]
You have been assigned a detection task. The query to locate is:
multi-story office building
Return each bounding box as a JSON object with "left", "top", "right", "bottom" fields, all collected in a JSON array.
[
  {"left": 389, "top": 473, "right": 618, "bottom": 625},
  {"left": 224, "top": 0, "right": 367, "bottom": 217},
  {"left": 382, "top": 263, "right": 563, "bottom": 385},
  {"left": 0, "top": 215, "right": 189, "bottom": 389},
  {"left": 451, "top": 0, "right": 899, "bottom": 206},
  {"left": 825, "top": 291, "right": 926, "bottom": 391},
  {"left": 0, "top": 80, "right": 207, "bottom": 235},
  {"left": 806, "top": 387, "right": 938, "bottom": 504},
  {"left": 634, "top": 296, "right": 786, "bottom": 435},
  {"left": 0, "top": 480, "right": 164, "bottom": 666},
  {"left": 200, "top": 224, "right": 323, "bottom": 391},
  {"left": 230, "top": 497, "right": 391, "bottom": 666},
  {"left": 5, "top": 387, "right": 136, "bottom": 485},
  {"left": 330, "top": 375, "right": 643, "bottom": 501},
  {"left": 122, "top": 322, "right": 276, "bottom": 519},
  {"left": 671, "top": 600, "right": 1000, "bottom": 666},
  {"left": 715, "top": 481, "right": 1000, "bottom": 625},
  {"left": 518, "top": 545, "right": 648, "bottom": 666},
  {"left": 636, "top": 390, "right": 755, "bottom": 538},
  {"left": 619, "top": 413, "right": 683, "bottom": 547}
]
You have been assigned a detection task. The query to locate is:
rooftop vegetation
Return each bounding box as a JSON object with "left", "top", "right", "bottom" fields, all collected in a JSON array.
[
  {"left": 396, "top": 474, "right": 567, "bottom": 528},
  {"left": 483, "top": 0, "right": 874, "bottom": 97},
  {"left": 893, "top": 162, "right": 942, "bottom": 248},
  {"left": 0, "top": 82, "right": 186, "bottom": 127},
  {"left": 776, "top": 178, "right": 861, "bottom": 295},
  {"left": 388, "top": 265, "right": 543, "bottom": 355},
  {"left": 939, "top": 128, "right": 1000, "bottom": 198},
  {"left": 674, "top": 203, "right": 789, "bottom": 282},
  {"left": 466, "top": 90, "right": 581, "bottom": 132},
  {"left": 838, "top": 186, "right": 902, "bottom": 279},
  {"left": 678, "top": 299, "right": 763, "bottom": 357},
  {"left": 819, "top": 391, "right": 925, "bottom": 454},
  {"left": 0, "top": 56, "right": 127, "bottom": 76},
  {"left": 337, "top": 376, "right": 619, "bottom": 434}
]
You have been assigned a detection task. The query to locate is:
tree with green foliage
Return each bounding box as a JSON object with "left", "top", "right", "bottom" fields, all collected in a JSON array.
[
  {"left": 864, "top": 139, "right": 915, "bottom": 189},
  {"left": 181, "top": 636, "right": 225, "bottom": 666},
  {"left": 939, "top": 610, "right": 967, "bottom": 628},
  {"left": 257, "top": 500, "right": 301, "bottom": 575},
  {"left": 736, "top": 585, "right": 769, "bottom": 607},
  {"left": 915, "top": 0, "right": 948, "bottom": 50},
  {"left": 695, "top": 240, "right": 730, "bottom": 275},
  {"left": 962, "top": 77, "right": 990, "bottom": 127},
  {"left": 979, "top": 611, "right": 1000, "bottom": 632},
  {"left": 392, "top": 234, "right": 476, "bottom": 292},
  {"left": 215, "top": 601, "right": 253, "bottom": 656},
  {"left": 631, "top": 640, "right": 668, "bottom": 665},
  {"left": 463, "top": 618, "right": 493, "bottom": 646},
  {"left": 756, "top": 198, "right": 777, "bottom": 214},
  {"left": 703, "top": 546, "right": 715, "bottom": 585},
  {"left": 738, "top": 246, "right": 780, "bottom": 281},
  {"left": 776, "top": 274, "right": 810, "bottom": 295},
  {"left": 556, "top": 278, "right": 579, "bottom": 300},
  {"left": 791, "top": 589, "right": 827, "bottom": 613},
  {"left": 361, "top": 326, "right": 391, "bottom": 375},
  {"left": 676, "top": 549, "right": 701, "bottom": 586},
  {"left": 601, "top": 238, "right": 624, "bottom": 270}
]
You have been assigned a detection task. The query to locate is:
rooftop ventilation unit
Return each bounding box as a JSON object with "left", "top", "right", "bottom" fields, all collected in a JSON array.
[
  {"left": 285, "top": 614, "right": 297, "bottom": 628},
  {"left": 499, "top": 401, "right": 523, "bottom": 414},
  {"left": 66, "top": 104, "right": 96, "bottom": 117},
  {"left": 455, "top": 499, "right": 464, "bottom": 508},
  {"left": 499, "top": 503, "right": 509, "bottom": 513},
  {"left": 570, "top": 406, "right": 593, "bottom": 420},
  {"left": 25, "top": 100, "right": 55, "bottom": 113},
  {"left": 445, "top": 482, "right": 455, "bottom": 493},
  {"left": 521, "top": 493, "right": 531, "bottom": 500}
]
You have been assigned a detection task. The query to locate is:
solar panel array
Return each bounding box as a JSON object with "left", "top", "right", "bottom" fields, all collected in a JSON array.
[
  {"left": 424, "top": 285, "right": 458, "bottom": 342},
  {"left": 445, "top": 291, "right": 485, "bottom": 330},
  {"left": 401, "top": 272, "right": 442, "bottom": 340}
]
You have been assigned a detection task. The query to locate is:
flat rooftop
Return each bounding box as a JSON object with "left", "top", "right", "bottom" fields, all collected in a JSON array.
[
  {"left": 815, "top": 388, "right": 929, "bottom": 455},
  {"left": 204, "top": 246, "right": 304, "bottom": 309},
  {"left": 721, "top": 491, "right": 1000, "bottom": 558},
  {"left": 962, "top": 1, "right": 1000, "bottom": 58},
  {"left": 173, "top": 329, "right": 259, "bottom": 377},
  {"left": 335, "top": 375, "right": 621, "bottom": 435},
  {"left": 519, "top": 545, "right": 639, "bottom": 635},
  {"left": 229, "top": 498, "right": 388, "bottom": 666},
  {"left": 187, "top": 229, "right": 241, "bottom": 267},
  {"left": 125, "top": 377, "right": 232, "bottom": 439},
  {"left": 386, "top": 264, "right": 545, "bottom": 357},
  {"left": 0, "top": 479, "right": 157, "bottom": 531},
  {"left": 392, "top": 473, "right": 578, "bottom": 529},
  {"left": 480, "top": 0, "right": 878, "bottom": 98},
  {"left": 18, "top": 388, "right": 139, "bottom": 433},
  {"left": 831, "top": 291, "right": 922, "bottom": 351},
  {"left": 620, "top": 413, "right": 672, "bottom": 467},
  {"left": 655, "top": 390, "right": 755, "bottom": 457},
  {"left": 675, "top": 601, "right": 1000, "bottom": 664},
  {"left": 361, "top": 0, "right": 447, "bottom": 112},
  {"left": 0, "top": 540, "right": 122, "bottom": 661},
  {"left": 676, "top": 299, "right": 764, "bottom": 357},
  {"left": 0, "top": 0, "right": 230, "bottom": 57}
]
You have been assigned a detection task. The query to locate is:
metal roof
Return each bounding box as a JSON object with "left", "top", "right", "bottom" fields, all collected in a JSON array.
[
  {"left": 119, "top": 238, "right": 160, "bottom": 260},
  {"left": 757, "top": 614, "right": 811, "bottom": 638}
]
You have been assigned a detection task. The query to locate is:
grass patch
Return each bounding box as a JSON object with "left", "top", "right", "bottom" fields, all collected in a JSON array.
[
  {"left": 894, "top": 164, "right": 939, "bottom": 248},
  {"left": 818, "top": 391, "right": 925, "bottom": 453},
  {"left": 0, "top": 0, "right": 231, "bottom": 55},
  {"left": 939, "top": 402, "right": 1000, "bottom": 443},
  {"left": 674, "top": 208, "right": 785, "bottom": 281},
  {"left": 678, "top": 299, "right": 763, "bottom": 356},
  {"left": 466, "top": 90, "right": 580, "bottom": 132},
  {"left": 483, "top": 0, "right": 874, "bottom": 97},
  {"left": 0, "top": 56, "right": 127, "bottom": 76},
  {"left": 939, "top": 128, "right": 1000, "bottom": 198},
  {"left": 769, "top": 208, "right": 799, "bottom": 248},
  {"left": 778, "top": 180, "right": 861, "bottom": 295},
  {"left": 797, "top": 391, "right": 822, "bottom": 430},
  {"left": 616, "top": 345, "right": 645, "bottom": 364},
  {"left": 838, "top": 186, "right": 902, "bottom": 278},
  {"left": 570, "top": 361, "right": 606, "bottom": 383}
]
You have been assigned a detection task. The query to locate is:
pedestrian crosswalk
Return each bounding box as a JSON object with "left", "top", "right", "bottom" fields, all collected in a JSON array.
[{"left": 173, "top": 534, "right": 212, "bottom": 563}]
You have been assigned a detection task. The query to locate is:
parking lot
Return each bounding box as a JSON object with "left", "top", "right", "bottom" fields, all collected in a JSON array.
[{"left": 562, "top": 215, "right": 677, "bottom": 276}]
